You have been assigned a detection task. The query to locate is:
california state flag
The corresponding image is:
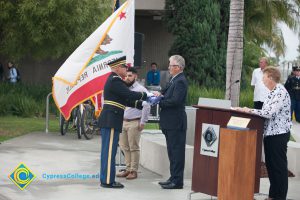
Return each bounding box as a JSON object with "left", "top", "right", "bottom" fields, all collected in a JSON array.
[{"left": 52, "top": 0, "right": 134, "bottom": 119}]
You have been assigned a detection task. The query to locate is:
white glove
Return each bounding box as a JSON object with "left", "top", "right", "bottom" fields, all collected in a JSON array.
[{"left": 146, "top": 92, "right": 154, "bottom": 97}]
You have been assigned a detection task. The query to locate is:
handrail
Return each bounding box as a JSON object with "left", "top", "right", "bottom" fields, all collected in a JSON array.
[{"left": 45, "top": 92, "right": 53, "bottom": 133}]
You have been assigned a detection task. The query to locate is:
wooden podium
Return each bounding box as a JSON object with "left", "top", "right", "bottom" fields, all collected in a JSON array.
[
  {"left": 218, "top": 128, "right": 257, "bottom": 200},
  {"left": 191, "top": 105, "right": 265, "bottom": 197}
]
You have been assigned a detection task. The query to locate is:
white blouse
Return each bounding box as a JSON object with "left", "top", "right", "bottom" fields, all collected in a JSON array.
[{"left": 251, "top": 84, "right": 292, "bottom": 137}]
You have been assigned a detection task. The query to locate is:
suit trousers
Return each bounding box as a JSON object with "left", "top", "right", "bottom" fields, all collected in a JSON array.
[
  {"left": 162, "top": 129, "right": 186, "bottom": 186},
  {"left": 119, "top": 120, "right": 141, "bottom": 172},
  {"left": 100, "top": 127, "right": 120, "bottom": 184},
  {"left": 264, "top": 132, "right": 290, "bottom": 200}
]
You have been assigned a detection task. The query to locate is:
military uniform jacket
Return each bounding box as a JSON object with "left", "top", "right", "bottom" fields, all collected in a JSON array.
[
  {"left": 98, "top": 72, "right": 147, "bottom": 131},
  {"left": 284, "top": 76, "right": 300, "bottom": 100},
  {"left": 159, "top": 72, "right": 188, "bottom": 130}
]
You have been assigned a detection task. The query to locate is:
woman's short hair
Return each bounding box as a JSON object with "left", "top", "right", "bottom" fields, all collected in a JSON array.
[{"left": 263, "top": 66, "right": 281, "bottom": 83}]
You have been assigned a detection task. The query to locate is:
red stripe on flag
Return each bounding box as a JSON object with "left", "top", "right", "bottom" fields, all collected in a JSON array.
[{"left": 60, "top": 73, "right": 111, "bottom": 119}]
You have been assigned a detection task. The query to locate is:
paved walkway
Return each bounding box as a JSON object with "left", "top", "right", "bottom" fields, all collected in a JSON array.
[{"left": 0, "top": 132, "right": 299, "bottom": 200}]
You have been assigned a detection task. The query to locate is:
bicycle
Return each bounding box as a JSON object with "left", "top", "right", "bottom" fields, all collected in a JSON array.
[
  {"left": 80, "top": 101, "right": 99, "bottom": 140},
  {"left": 59, "top": 105, "right": 82, "bottom": 139}
]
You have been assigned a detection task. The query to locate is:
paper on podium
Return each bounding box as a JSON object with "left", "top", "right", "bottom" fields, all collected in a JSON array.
[{"left": 227, "top": 116, "right": 250, "bottom": 130}]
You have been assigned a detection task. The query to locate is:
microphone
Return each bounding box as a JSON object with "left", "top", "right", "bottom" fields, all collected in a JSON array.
[{"left": 226, "top": 80, "right": 240, "bottom": 91}]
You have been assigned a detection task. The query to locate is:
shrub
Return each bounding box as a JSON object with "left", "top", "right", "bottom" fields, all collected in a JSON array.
[
  {"left": 187, "top": 82, "right": 254, "bottom": 108},
  {"left": 0, "top": 83, "right": 56, "bottom": 117}
]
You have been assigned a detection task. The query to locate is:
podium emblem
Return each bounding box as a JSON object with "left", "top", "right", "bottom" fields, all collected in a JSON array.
[
  {"left": 203, "top": 126, "right": 217, "bottom": 147},
  {"left": 200, "top": 123, "right": 220, "bottom": 157}
]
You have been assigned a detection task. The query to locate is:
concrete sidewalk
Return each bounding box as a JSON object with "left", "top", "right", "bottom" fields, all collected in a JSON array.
[{"left": 0, "top": 132, "right": 299, "bottom": 200}]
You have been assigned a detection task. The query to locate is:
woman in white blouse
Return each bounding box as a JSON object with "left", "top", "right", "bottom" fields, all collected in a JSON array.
[{"left": 237, "top": 66, "right": 291, "bottom": 200}]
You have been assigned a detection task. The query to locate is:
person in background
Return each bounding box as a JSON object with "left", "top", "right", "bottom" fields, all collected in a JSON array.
[
  {"left": 237, "top": 66, "right": 291, "bottom": 200},
  {"left": 7, "top": 61, "right": 17, "bottom": 84},
  {"left": 158, "top": 55, "right": 188, "bottom": 189},
  {"left": 146, "top": 62, "right": 160, "bottom": 86},
  {"left": 285, "top": 65, "right": 300, "bottom": 122},
  {"left": 117, "top": 67, "right": 150, "bottom": 180},
  {"left": 251, "top": 57, "right": 269, "bottom": 109}
]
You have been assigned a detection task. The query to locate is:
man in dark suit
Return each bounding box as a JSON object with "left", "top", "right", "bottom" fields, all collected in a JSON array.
[
  {"left": 158, "top": 55, "right": 188, "bottom": 189},
  {"left": 98, "top": 56, "right": 150, "bottom": 189}
]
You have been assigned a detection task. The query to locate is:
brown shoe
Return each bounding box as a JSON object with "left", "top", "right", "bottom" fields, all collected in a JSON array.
[
  {"left": 126, "top": 171, "right": 137, "bottom": 180},
  {"left": 116, "top": 170, "right": 130, "bottom": 178}
]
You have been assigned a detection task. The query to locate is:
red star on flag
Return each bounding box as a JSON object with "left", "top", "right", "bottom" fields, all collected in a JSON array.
[{"left": 119, "top": 12, "right": 126, "bottom": 20}]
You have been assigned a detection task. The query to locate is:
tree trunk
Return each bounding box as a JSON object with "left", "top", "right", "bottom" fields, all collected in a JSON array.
[{"left": 225, "top": 0, "right": 244, "bottom": 106}]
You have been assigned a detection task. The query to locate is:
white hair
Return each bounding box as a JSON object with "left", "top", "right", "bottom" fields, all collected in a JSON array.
[{"left": 170, "top": 55, "right": 185, "bottom": 70}]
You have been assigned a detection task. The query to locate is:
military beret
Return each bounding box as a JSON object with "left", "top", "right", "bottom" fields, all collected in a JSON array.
[{"left": 107, "top": 56, "right": 127, "bottom": 68}]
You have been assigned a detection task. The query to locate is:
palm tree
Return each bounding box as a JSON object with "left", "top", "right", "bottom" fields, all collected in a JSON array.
[
  {"left": 226, "top": 0, "right": 300, "bottom": 106},
  {"left": 244, "top": 0, "right": 300, "bottom": 57},
  {"left": 225, "top": 0, "right": 244, "bottom": 106}
]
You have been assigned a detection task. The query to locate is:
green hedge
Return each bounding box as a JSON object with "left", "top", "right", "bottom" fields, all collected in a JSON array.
[
  {"left": 187, "top": 82, "right": 254, "bottom": 108},
  {"left": 0, "top": 83, "right": 57, "bottom": 117}
]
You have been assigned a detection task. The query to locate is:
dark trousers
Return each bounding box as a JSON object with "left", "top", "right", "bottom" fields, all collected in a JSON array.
[
  {"left": 254, "top": 101, "right": 264, "bottom": 109},
  {"left": 100, "top": 128, "right": 120, "bottom": 184},
  {"left": 291, "top": 99, "right": 300, "bottom": 122},
  {"left": 162, "top": 129, "right": 186, "bottom": 186},
  {"left": 264, "top": 132, "right": 290, "bottom": 200}
]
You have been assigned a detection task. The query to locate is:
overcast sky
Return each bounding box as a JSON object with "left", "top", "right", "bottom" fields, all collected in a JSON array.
[{"left": 280, "top": 23, "right": 299, "bottom": 62}]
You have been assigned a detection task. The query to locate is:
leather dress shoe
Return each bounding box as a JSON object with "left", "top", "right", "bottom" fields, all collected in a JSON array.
[
  {"left": 158, "top": 180, "right": 171, "bottom": 186},
  {"left": 161, "top": 182, "right": 183, "bottom": 189},
  {"left": 100, "top": 182, "right": 124, "bottom": 189},
  {"left": 116, "top": 170, "right": 130, "bottom": 178},
  {"left": 126, "top": 171, "right": 137, "bottom": 180}
]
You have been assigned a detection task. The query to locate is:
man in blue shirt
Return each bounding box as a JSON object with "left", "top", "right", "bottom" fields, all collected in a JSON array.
[{"left": 146, "top": 62, "right": 160, "bottom": 86}]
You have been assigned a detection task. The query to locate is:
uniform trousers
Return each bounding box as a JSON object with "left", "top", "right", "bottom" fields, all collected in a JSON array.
[
  {"left": 264, "top": 132, "right": 290, "bottom": 200},
  {"left": 291, "top": 99, "right": 300, "bottom": 122},
  {"left": 162, "top": 129, "right": 186, "bottom": 186},
  {"left": 119, "top": 120, "right": 141, "bottom": 172},
  {"left": 100, "top": 127, "right": 120, "bottom": 184}
]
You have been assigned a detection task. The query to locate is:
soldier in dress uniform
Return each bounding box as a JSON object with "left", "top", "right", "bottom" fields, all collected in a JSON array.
[
  {"left": 284, "top": 65, "right": 300, "bottom": 122},
  {"left": 98, "top": 56, "right": 150, "bottom": 189}
]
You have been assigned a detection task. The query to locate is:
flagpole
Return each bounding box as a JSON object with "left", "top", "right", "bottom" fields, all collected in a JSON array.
[{"left": 113, "top": 0, "right": 120, "bottom": 12}]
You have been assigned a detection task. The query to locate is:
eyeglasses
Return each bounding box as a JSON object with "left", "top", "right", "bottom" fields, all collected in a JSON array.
[{"left": 169, "top": 65, "right": 179, "bottom": 68}]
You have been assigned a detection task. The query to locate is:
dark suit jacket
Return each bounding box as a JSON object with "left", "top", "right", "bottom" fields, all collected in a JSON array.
[
  {"left": 98, "top": 72, "right": 147, "bottom": 131},
  {"left": 159, "top": 72, "right": 188, "bottom": 130}
]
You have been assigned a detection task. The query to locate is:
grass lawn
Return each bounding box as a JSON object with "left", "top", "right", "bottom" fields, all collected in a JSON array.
[
  {"left": 0, "top": 116, "right": 60, "bottom": 142},
  {"left": 0, "top": 116, "right": 159, "bottom": 142}
]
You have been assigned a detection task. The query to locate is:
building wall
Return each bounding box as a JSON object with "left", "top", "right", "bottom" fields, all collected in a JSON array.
[
  {"left": 135, "top": 15, "right": 173, "bottom": 81},
  {"left": 136, "top": 0, "right": 165, "bottom": 10},
  {"left": 20, "top": 59, "right": 64, "bottom": 85}
]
